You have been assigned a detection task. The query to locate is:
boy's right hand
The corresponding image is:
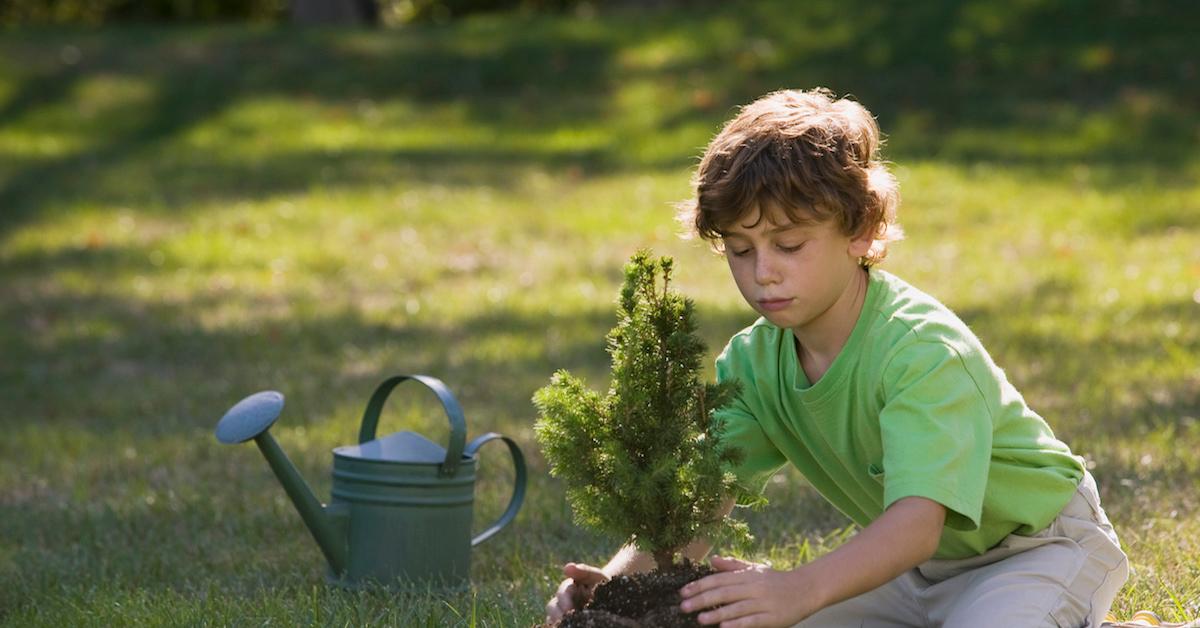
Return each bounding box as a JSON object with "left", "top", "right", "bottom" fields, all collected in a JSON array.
[{"left": 545, "top": 562, "right": 609, "bottom": 623}]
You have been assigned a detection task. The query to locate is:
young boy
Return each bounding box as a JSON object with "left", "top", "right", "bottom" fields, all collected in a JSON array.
[{"left": 545, "top": 88, "right": 1128, "bottom": 627}]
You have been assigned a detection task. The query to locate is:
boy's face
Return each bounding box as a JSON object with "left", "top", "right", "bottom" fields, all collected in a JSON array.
[{"left": 721, "top": 204, "right": 873, "bottom": 332}]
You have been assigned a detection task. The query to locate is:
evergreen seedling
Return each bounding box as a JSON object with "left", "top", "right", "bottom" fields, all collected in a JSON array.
[{"left": 534, "top": 250, "right": 748, "bottom": 569}]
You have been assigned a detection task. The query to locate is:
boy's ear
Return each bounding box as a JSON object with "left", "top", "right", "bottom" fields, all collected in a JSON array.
[{"left": 847, "top": 229, "right": 874, "bottom": 258}]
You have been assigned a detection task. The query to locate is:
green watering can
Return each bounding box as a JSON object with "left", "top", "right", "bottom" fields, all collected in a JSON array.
[{"left": 215, "top": 374, "right": 527, "bottom": 588}]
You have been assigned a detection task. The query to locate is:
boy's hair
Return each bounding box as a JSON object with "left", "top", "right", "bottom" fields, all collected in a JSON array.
[{"left": 678, "top": 88, "right": 902, "bottom": 266}]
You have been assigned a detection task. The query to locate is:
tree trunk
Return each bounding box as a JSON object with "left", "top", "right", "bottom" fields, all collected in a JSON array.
[
  {"left": 290, "top": 0, "right": 379, "bottom": 25},
  {"left": 651, "top": 549, "right": 675, "bottom": 571}
]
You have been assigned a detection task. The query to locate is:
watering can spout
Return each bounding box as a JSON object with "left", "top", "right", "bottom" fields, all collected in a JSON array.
[{"left": 215, "top": 391, "right": 349, "bottom": 576}]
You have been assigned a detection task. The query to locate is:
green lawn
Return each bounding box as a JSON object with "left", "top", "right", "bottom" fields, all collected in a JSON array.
[{"left": 2, "top": 2, "right": 1198, "bottom": 624}]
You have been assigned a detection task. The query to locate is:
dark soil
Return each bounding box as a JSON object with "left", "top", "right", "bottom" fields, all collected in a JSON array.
[{"left": 548, "top": 561, "right": 716, "bottom": 628}]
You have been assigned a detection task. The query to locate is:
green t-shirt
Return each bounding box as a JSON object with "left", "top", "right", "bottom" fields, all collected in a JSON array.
[{"left": 716, "top": 269, "right": 1085, "bottom": 559}]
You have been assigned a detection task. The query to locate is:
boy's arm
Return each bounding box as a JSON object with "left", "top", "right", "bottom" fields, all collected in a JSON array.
[
  {"left": 546, "top": 497, "right": 737, "bottom": 622},
  {"left": 680, "top": 496, "right": 945, "bottom": 627}
]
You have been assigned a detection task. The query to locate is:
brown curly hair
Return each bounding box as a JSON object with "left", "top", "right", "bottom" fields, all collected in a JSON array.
[{"left": 677, "top": 88, "right": 902, "bottom": 266}]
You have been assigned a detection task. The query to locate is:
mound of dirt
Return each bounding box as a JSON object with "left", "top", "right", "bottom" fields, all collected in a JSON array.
[{"left": 551, "top": 561, "right": 715, "bottom": 628}]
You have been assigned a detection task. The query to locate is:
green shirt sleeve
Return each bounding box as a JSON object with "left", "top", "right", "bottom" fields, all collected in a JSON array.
[
  {"left": 715, "top": 346, "right": 788, "bottom": 502},
  {"left": 879, "top": 340, "right": 993, "bottom": 531}
]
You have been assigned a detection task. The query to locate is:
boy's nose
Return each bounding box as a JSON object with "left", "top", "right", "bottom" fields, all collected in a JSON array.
[{"left": 755, "top": 255, "right": 781, "bottom": 285}]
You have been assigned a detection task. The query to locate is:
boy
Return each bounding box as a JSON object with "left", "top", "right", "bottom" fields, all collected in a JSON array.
[{"left": 545, "top": 88, "right": 1128, "bottom": 627}]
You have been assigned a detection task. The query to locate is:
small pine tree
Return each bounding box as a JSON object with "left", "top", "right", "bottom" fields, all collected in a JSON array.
[{"left": 534, "top": 250, "right": 748, "bottom": 570}]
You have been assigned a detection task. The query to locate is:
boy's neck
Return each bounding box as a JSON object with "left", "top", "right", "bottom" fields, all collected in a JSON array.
[{"left": 793, "top": 267, "right": 870, "bottom": 384}]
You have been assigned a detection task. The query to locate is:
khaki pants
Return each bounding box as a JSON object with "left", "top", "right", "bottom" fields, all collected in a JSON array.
[{"left": 797, "top": 472, "right": 1129, "bottom": 628}]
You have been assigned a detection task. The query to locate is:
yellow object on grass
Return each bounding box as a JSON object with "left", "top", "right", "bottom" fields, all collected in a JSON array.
[{"left": 1102, "top": 610, "right": 1200, "bottom": 627}]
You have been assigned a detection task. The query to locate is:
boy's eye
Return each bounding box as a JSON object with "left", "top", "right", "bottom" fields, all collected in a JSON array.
[
  {"left": 729, "top": 247, "right": 752, "bottom": 257},
  {"left": 778, "top": 242, "right": 806, "bottom": 253}
]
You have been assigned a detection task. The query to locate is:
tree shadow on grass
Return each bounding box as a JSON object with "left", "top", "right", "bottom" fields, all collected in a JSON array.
[
  {"left": 631, "top": 1, "right": 1199, "bottom": 172},
  {"left": 1, "top": 1, "right": 1197, "bottom": 238},
  {"left": 0, "top": 24, "right": 625, "bottom": 238}
]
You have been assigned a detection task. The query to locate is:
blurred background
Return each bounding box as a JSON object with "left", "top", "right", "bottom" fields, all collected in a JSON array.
[
  {"left": 10, "top": 0, "right": 595, "bottom": 26},
  {"left": 1, "top": 0, "right": 1197, "bottom": 624}
]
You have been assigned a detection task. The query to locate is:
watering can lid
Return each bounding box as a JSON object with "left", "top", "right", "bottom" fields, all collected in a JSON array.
[{"left": 333, "top": 431, "right": 456, "bottom": 464}]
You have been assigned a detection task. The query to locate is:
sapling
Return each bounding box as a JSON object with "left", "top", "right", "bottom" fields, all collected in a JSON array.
[{"left": 534, "top": 250, "right": 748, "bottom": 571}]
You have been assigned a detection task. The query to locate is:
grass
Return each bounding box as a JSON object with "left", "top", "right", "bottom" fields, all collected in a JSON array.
[{"left": 1, "top": 1, "right": 1198, "bottom": 624}]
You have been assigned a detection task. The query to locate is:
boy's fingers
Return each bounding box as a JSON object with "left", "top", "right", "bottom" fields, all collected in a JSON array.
[
  {"left": 563, "top": 562, "right": 609, "bottom": 586},
  {"left": 547, "top": 584, "right": 573, "bottom": 623},
  {"left": 681, "top": 581, "right": 754, "bottom": 615},
  {"left": 546, "top": 562, "right": 609, "bottom": 621},
  {"left": 545, "top": 597, "right": 564, "bottom": 622},
  {"left": 558, "top": 587, "right": 577, "bottom": 613},
  {"left": 681, "top": 572, "right": 723, "bottom": 597},
  {"left": 570, "top": 584, "right": 591, "bottom": 611},
  {"left": 546, "top": 578, "right": 588, "bottom": 622},
  {"left": 680, "top": 568, "right": 753, "bottom": 599}
]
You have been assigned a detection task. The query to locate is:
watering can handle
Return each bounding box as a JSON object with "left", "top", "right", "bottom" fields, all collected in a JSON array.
[
  {"left": 465, "top": 432, "right": 527, "bottom": 546},
  {"left": 358, "top": 375, "right": 467, "bottom": 477}
]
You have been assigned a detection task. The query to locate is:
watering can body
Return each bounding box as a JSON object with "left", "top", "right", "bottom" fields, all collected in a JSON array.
[{"left": 215, "top": 375, "right": 527, "bottom": 589}]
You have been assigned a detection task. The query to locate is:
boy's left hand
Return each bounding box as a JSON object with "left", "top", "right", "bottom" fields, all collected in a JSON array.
[{"left": 679, "top": 556, "right": 818, "bottom": 627}]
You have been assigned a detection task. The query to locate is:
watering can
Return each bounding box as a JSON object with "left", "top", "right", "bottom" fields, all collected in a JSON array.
[{"left": 214, "top": 374, "right": 527, "bottom": 588}]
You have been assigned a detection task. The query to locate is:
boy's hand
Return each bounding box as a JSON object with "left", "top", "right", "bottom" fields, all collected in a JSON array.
[
  {"left": 545, "top": 562, "right": 609, "bottom": 623},
  {"left": 679, "top": 556, "right": 818, "bottom": 627}
]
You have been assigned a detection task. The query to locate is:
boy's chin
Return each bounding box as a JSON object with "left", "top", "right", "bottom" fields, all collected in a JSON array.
[{"left": 757, "top": 311, "right": 801, "bottom": 329}]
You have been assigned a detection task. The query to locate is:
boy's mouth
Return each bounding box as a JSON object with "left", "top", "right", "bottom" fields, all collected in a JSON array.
[{"left": 757, "top": 298, "right": 794, "bottom": 312}]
